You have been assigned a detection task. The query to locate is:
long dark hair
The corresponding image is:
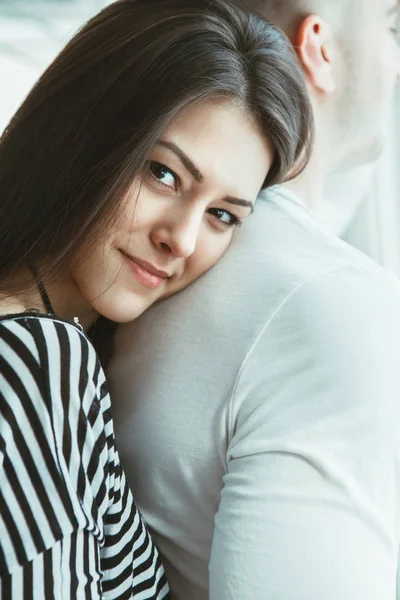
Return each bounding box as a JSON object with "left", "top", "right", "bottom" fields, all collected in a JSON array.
[{"left": 0, "top": 0, "right": 313, "bottom": 294}]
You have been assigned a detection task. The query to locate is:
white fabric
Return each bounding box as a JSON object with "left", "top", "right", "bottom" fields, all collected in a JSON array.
[{"left": 108, "top": 186, "right": 400, "bottom": 600}]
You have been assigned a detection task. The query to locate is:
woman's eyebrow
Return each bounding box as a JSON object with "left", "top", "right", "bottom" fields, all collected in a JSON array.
[
  {"left": 157, "top": 140, "right": 204, "bottom": 183},
  {"left": 223, "top": 196, "right": 254, "bottom": 213},
  {"left": 157, "top": 140, "right": 254, "bottom": 212}
]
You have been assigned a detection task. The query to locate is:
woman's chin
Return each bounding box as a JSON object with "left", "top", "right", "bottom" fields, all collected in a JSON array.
[{"left": 93, "top": 292, "right": 155, "bottom": 324}]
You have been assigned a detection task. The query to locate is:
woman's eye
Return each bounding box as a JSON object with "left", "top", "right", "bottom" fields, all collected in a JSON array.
[
  {"left": 148, "top": 161, "right": 180, "bottom": 191},
  {"left": 208, "top": 208, "right": 243, "bottom": 228}
]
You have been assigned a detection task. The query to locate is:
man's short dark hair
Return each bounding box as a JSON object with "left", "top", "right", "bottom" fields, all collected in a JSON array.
[{"left": 239, "top": 0, "right": 303, "bottom": 29}]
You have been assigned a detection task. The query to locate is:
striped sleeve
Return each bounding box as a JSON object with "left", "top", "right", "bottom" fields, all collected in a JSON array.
[{"left": 0, "top": 316, "right": 169, "bottom": 599}]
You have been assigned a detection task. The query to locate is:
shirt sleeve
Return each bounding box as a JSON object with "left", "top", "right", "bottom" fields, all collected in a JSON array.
[
  {"left": 209, "top": 266, "right": 400, "bottom": 599},
  {"left": 99, "top": 364, "right": 169, "bottom": 600}
]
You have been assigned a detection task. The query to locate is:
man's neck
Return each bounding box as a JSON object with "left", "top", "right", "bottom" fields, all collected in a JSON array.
[{"left": 282, "top": 142, "right": 329, "bottom": 215}]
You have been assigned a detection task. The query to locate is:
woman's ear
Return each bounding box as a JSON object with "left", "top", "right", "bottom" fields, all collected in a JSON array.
[{"left": 294, "top": 14, "right": 336, "bottom": 94}]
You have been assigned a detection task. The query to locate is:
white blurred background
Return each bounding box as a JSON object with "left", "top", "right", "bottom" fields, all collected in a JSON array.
[{"left": 1, "top": 0, "right": 400, "bottom": 276}]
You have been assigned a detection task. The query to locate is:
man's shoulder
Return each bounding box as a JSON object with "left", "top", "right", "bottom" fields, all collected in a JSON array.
[
  {"left": 230, "top": 260, "right": 400, "bottom": 438},
  {"left": 233, "top": 187, "right": 383, "bottom": 285},
  {"left": 186, "top": 188, "right": 390, "bottom": 326}
]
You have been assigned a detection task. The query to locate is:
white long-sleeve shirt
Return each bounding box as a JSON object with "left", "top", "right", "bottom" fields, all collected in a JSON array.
[{"left": 108, "top": 187, "right": 400, "bottom": 600}]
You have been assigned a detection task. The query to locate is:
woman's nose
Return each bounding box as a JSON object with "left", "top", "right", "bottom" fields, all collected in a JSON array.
[{"left": 150, "top": 212, "right": 203, "bottom": 258}]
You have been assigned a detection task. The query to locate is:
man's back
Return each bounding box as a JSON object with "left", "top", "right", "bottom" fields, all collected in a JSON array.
[{"left": 109, "top": 187, "right": 400, "bottom": 599}]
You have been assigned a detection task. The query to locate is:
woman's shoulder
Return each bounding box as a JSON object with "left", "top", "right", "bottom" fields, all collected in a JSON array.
[
  {"left": 0, "top": 311, "right": 92, "bottom": 358},
  {"left": 0, "top": 311, "right": 107, "bottom": 405},
  {"left": 0, "top": 311, "right": 110, "bottom": 473},
  {"left": 0, "top": 310, "right": 85, "bottom": 336}
]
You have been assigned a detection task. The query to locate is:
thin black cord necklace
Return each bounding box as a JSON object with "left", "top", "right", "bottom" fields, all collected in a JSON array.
[
  {"left": 29, "top": 265, "right": 83, "bottom": 331},
  {"left": 30, "top": 265, "right": 54, "bottom": 315}
]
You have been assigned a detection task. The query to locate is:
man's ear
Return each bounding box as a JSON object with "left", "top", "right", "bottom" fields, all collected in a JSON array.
[{"left": 294, "top": 15, "right": 336, "bottom": 94}]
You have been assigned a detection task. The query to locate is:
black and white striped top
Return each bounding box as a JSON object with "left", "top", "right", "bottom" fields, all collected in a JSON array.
[{"left": 0, "top": 313, "right": 169, "bottom": 599}]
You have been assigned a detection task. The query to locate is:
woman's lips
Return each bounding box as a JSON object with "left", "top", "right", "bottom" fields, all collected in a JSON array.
[{"left": 121, "top": 252, "right": 170, "bottom": 289}]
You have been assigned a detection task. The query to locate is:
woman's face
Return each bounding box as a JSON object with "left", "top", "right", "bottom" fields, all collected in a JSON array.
[{"left": 72, "top": 98, "right": 274, "bottom": 322}]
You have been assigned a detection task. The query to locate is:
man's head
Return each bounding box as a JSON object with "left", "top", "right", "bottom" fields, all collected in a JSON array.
[{"left": 243, "top": 0, "right": 400, "bottom": 172}]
